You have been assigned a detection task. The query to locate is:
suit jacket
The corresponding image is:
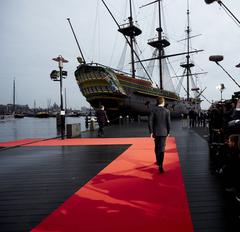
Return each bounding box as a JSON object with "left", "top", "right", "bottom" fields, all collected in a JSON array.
[
  {"left": 149, "top": 106, "right": 171, "bottom": 136},
  {"left": 96, "top": 109, "right": 108, "bottom": 125}
]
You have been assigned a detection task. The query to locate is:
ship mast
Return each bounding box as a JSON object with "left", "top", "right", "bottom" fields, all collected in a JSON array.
[
  {"left": 147, "top": 0, "right": 170, "bottom": 90},
  {"left": 118, "top": 0, "right": 142, "bottom": 78},
  {"left": 180, "top": 0, "right": 194, "bottom": 100},
  {"left": 158, "top": 0, "right": 163, "bottom": 90},
  {"left": 102, "top": 0, "right": 155, "bottom": 83},
  {"left": 179, "top": 0, "right": 207, "bottom": 102},
  {"left": 13, "top": 79, "right": 15, "bottom": 114},
  {"left": 129, "top": 0, "right": 135, "bottom": 78}
]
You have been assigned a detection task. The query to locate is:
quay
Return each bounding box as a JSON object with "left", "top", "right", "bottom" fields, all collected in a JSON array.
[{"left": 0, "top": 120, "right": 239, "bottom": 232}]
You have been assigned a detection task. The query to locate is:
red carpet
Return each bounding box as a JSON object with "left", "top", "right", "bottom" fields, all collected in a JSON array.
[
  {"left": 0, "top": 138, "right": 41, "bottom": 147},
  {"left": 21, "top": 137, "right": 193, "bottom": 232}
]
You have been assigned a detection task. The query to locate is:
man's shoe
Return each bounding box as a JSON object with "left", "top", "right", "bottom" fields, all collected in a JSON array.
[{"left": 159, "top": 166, "right": 164, "bottom": 173}]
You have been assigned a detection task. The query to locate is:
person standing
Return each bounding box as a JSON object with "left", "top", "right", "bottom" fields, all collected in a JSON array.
[
  {"left": 96, "top": 105, "right": 109, "bottom": 137},
  {"left": 149, "top": 96, "right": 171, "bottom": 173}
]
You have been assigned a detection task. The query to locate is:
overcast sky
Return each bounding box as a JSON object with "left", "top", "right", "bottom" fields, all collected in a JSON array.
[{"left": 1, "top": 0, "right": 240, "bottom": 110}]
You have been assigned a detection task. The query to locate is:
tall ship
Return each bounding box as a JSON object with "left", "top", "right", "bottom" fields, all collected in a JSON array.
[{"left": 72, "top": 0, "right": 204, "bottom": 120}]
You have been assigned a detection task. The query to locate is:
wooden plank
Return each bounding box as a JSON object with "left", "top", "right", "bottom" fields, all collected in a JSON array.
[{"left": 0, "top": 145, "right": 129, "bottom": 232}]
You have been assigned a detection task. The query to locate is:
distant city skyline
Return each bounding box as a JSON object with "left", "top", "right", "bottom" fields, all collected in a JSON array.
[{"left": 1, "top": 0, "right": 240, "bottom": 110}]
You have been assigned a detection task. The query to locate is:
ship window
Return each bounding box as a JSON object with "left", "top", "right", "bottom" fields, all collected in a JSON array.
[
  {"left": 92, "top": 86, "right": 97, "bottom": 93},
  {"left": 100, "top": 72, "right": 105, "bottom": 78},
  {"left": 77, "top": 74, "right": 82, "bottom": 82},
  {"left": 82, "top": 75, "right": 86, "bottom": 81},
  {"left": 96, "top": 72, "right": 100, "bottom": 79},
  {"left": 91, "top": 73, "right": 96, "bottom": 79},
  {"left": 95, "top": 86, "right": 101, "bottom": 92},
  {"left": 91, "top": 72, "right": 95, "bottom": 79},
  {"left": 97, "top": 72, "right": 102, "bottom": 78},
  {"left": 105, "top": 86, "right": 110, "bottom": 92},
  {"left": 94, "top": 73, "right": 98, "bottom": 79},
  {"left": 88, "top": 73, "right": 92, "bottom": 80},
  {"left": 109, "top": 86, "right": 115, "bottom": 92}
]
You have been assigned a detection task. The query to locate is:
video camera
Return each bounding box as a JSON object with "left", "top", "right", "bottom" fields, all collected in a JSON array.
[{"left": 232, "top": 91, "right": 240, "bottom": 101}]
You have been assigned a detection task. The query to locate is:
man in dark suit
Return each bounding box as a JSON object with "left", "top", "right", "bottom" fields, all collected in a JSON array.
[
  {"left": 96, "top": 105, "right": 109, "bottom": 137},
  {"left": 149, "top": 96, "right": 171, "bottom": 173}
]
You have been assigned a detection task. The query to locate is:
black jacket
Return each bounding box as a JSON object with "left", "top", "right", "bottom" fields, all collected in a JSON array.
[
  {"left": 96, "top": 109, "right": 108, "bottom": 125},
  {"left": 149, "top": 106, "right": 171, "bottom": 136}
]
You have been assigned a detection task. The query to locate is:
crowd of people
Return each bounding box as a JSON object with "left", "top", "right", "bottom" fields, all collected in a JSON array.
[
  {"left": 208, "top": 91, "right": 240, "bottom": 219},
  {"left": 188, "top": 108, "right": 208, "bottom": 128}
]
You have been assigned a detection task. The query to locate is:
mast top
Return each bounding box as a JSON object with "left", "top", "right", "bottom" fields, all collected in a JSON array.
[{"left": 118, "top": 22, "right": 142, "bottom": 37}]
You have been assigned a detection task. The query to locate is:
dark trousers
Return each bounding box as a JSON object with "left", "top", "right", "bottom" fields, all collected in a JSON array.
[
  {"left": 154, "top": 136, "right": 167, "bottom": 167},
  {"left": 98, "top": 123, "right": 104, "bottom": 136}
]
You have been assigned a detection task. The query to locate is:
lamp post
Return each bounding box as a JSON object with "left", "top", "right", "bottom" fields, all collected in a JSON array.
[
  {"left": 51, "top": 55, "right": 68, "bottom": 139},
  {"left": 204, "top": 0, "right": 240, "bottom": 27},
  {"left": 209, "top": 55, "right": 240, "bottom": 88},
  {"left": 216, "top": 83, "right": 225, "bottom": 101}
]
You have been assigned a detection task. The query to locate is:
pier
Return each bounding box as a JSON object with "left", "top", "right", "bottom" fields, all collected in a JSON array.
[{"left": 0, "top": 120, "right": 239, "bottom": 232}]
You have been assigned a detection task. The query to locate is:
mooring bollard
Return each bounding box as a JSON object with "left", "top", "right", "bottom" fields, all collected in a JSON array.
[
  {"left": 85, "top": 115, "right": 89, "bottom": 129},
  {"left": 119, "top": 115, "right": 123, "bottom": 124},
  {"left": 66, "top": 123, "right": 81, "bottom": 138},
  {"left": 90, "top": 118, "right": 95, "bottom": 131}
]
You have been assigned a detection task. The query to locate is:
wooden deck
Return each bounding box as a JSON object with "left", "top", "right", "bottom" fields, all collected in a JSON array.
[{"left": 0, "top": 120, "right": 239, "bottom": 231}]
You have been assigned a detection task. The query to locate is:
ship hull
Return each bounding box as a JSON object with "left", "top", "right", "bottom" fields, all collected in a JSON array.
[{"left": 75, "top": 63, "right": 199, "bottom": 120}]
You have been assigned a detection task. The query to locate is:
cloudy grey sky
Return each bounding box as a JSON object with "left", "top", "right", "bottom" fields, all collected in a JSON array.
[{"left": 1, "top": 0, "right": 240, "bottom": 110}]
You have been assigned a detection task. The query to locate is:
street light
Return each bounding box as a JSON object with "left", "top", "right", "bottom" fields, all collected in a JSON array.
[
  {"left": 216, "top": 83, "right": 225, "bottom": 101},
  {"left": 204, "top": 0, "right": 240, "bottom": 27},
  {"left": 51, "top": 55, "right": 68, "bottom": 139},
  {"left": 209, "top": 55, "right": 240, "bottom": 88}
]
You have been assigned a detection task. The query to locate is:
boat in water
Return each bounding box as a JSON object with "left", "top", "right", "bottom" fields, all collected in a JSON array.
[
  {"left": 1, "top": 79, "right": 25, "bottom": 121},
  {"left": 72, "top": 0, "right": 204, "bottom": 120},
  {"left": 0, "top": 114, "right": 15, "bottom": 121},
  {"left": 14, "top": 113, "right": 24, "bottom": 118},
  {"left": 35, "top": 112, "right": 50, "bottom": 118}
]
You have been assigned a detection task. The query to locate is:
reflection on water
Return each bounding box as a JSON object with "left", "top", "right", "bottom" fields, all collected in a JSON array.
[{"left": 0, "top": 117, "right": 86, "bottom": 142}]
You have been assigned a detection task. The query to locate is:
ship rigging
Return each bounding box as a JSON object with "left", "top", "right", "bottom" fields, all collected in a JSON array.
[{"left": 69, "top": 0, "right": 206, "bottom": 120}]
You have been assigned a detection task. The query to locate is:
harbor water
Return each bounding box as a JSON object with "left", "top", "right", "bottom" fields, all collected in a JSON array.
[{"left": 0, "top": 117, "right": 87, "bottom": 142}]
